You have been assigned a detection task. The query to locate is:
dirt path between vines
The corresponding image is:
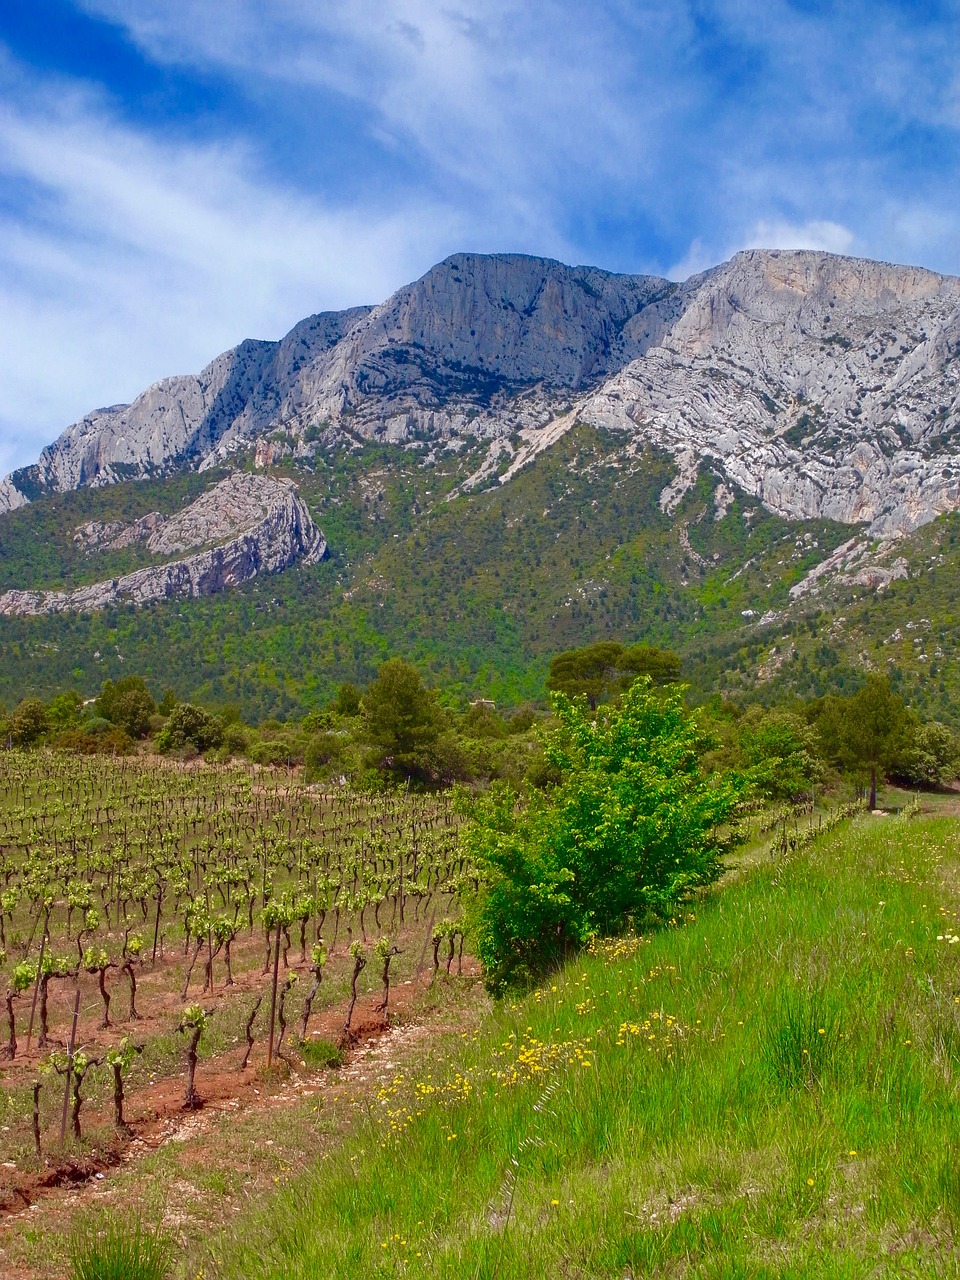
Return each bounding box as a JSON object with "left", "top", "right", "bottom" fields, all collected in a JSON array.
[{"left": 0, "top": 965, "right": 487, "bottom": 1280}]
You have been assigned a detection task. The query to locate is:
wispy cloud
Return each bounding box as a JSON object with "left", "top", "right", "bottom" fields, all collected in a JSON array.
[
  {"left": 2, "top": 1, "right": 960, "bottom": 468},
  {"left": 0, "top": 56, "right": 473, "bottom": 467}
]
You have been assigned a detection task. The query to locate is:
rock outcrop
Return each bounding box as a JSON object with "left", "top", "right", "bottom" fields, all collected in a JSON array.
[
  {"left": 0, "top": 473, "right": 326, "bottom": 616},
  {"left": 579, "top": 251, "right": 960, "bottom": 535},
  {"left": 4, "top": 247, "right": 960, "bottom": 541}
]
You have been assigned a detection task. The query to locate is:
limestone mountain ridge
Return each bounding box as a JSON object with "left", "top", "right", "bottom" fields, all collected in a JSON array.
[
  {"left": 0, "top": 472, "right": 327, "bottom": 616},
  {"left": 3, "top": 248, "right": 960, "bottom": 542}
]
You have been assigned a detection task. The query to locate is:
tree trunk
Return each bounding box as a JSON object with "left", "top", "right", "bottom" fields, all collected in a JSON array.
[{"left": 869, "top": 764, "right": 877, "bottom": 811}]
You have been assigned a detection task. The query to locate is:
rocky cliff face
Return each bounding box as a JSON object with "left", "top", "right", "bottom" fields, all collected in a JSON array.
[
  {"left": 580, "top": 251, "right": 960, "bottom": 535},
  {"left": 0, "top": 472, "right": 326, "bottom": 616},
  {"left": 4, "top": 248, "right": 960, "bottom": 541}
]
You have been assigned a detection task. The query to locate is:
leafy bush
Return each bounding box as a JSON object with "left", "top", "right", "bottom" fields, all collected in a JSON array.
[
  {"left": 95, "top": 675, "right": 156, "bottom": 738},
  {"left": 460, "top": 702, "right": 508, "bottom": 740},
  {"left": 304, "top": 731, "right": 346, "bottom": 781},
  {"left": 7, "top": 698, "right": 48, "bottom": 746},
  {"left": 333, "top": 682, "right": 362, "bottom": 717},
  {"left": 739, "top": 708, "right": 825, "bottom": 799},
  {"left": 894, "top": 720, "right": 960, "bottom": 788},
  {"left": 82, "top": 716, "right": 114, "bottom": 736},
  {"left": 54, "top": 727, "right": 135, "bottom": 756},
  {"left": 223, "top": 723, "right": 251, "bottom": 755},
  {"left": 462, "top": 680, "right": 749, "bottom": 992},
  {"left": 155, "top": 703, "right": 224, "bottom": 754},
  {"left": 246, "top": 735, "right": 304, "bottom": 767}
]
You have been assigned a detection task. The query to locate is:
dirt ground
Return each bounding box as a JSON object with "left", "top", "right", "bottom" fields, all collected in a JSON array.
[{"left": 0, "top": 950, "right": 487, "bottom": 1279}]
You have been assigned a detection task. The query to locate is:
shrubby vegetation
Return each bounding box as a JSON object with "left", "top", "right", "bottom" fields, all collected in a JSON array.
[
  {"left": 3, "top": 640, "right": 951, "bottom": 993},
  {"left": 1, "top": 641, "right": 955, "bottom": 803},
  {"left": 462, "top": 681, "right": 748, "bottom": 992}
]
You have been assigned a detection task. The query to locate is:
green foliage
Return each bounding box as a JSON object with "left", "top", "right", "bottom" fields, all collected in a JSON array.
[
  {"left": 303, "top": 731, "right": 347, "bottom": 781},
  {"left": 299, "top": 1036, "right": 343, "bottom": 1069},
  {"left": 68, "top": 1216, "right": 173, "bottom": 1280},
  {"left": 462, "top": 680, "right": 749, "bottom": 992},
  {"left": 813, "top": 674, "right": 914, "bottom": 803},
  {"left": 361, "top": 657, "right": 446, "bottom": 781},
  {"left": 459, "top": 701, "right": 508, "bottom": 740},
  {"left": 95, "top": 675, "right": 156, "bottom": 738},
  {"left": 761, "top": 987, "right": 844, "bottom": 1090},
  {"left": 54, "top": 726, "right": 135, "bottom": 755},
  {"left": 48, "top": 690, "right": 84, "bottom": 730},
  {"left": 546, "top": 641, "right": 681, "bottom": 708},
  {"left": 739, "top": 708, "right": 825, "bottom": 800},
  {"left": 7, "top": 698, "right": 48, "bottom": 746},
  {"left": 896, "top": 720, "right": 960, "bottom": 788},
  {"left": 333, "top": 682, "right": 362, "bottom": 717},
  {"left": 155, "top": 703, "right": 224, "bottom": 754}
]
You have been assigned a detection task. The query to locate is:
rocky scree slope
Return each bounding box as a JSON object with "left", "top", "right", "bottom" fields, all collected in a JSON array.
[
  {"left": 3, "top": 249, "right": 960, "bottom": 545},
  {"left": 0, "top": 472, "right": 326, "bottom": 615}
]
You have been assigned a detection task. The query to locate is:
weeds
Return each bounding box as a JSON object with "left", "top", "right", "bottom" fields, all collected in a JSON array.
[{"left": 69, "top": 1215, "right": 172, "bottom": 1280}]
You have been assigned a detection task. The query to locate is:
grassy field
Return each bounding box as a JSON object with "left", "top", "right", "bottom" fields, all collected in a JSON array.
[{"left": 197, "top": 808, "right": 960, "bottom": 1278}]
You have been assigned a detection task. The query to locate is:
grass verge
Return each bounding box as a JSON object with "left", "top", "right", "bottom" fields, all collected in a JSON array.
[{"left": 207, "top": 812, "right": 960, "bottom": 1278}]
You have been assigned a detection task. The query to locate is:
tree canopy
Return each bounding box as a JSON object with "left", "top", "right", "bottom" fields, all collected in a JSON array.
[
  {"left": 546, "top": 641, "right": 681, "bottom": 709},
  {"left": 360, "top": 658, "right": 445, "bottom": 781},
  {"left": 813, "top": 675, "right": 913, "bottom": 808},
  {"left": 462, "top": 678, "right": 748, "bottom": 992}
]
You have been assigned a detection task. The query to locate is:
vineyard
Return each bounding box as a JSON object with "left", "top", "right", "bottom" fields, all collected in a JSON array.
[{"left": 0, "top": 750, "right": 470, "bottom": 1188}]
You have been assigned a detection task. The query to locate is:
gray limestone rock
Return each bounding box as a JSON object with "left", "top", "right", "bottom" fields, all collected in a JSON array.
[
  {"left": 0, "top": 472, "right": 325, "bottom": 616},
  {"left": 6, "top": 247, "right": 960, "bottom": 549}
]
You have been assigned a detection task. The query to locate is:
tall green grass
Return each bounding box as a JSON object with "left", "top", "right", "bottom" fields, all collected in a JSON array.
[
  {"left": 210, "top": 814, "right": 960, "bottom": 1278},
  {"left": 69, "top": 1216, "right": 172, "bottom": 1280}
]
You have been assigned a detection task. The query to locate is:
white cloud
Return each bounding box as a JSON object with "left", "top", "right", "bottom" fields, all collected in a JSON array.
[
  {"left": 668, "top": 219, "right": 857, "bottom": 282},
  {"left": 740, "top": 219, "right": 856, "bottom": 256},
  {"left": 76, "top": 1, "right": 695, "bottom": 212},
  {"left": 0, "top": 66, "right": 478, "bottom": 470},
  {"left": 666, "top": 238, "right": 716, "bottom": 282}
]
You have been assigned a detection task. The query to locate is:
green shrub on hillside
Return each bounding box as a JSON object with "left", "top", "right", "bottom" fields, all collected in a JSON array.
[
  {"left": 739, "top": 707, "right": 825, "bottom": 799},
  {"left": 95, "top": 675, "right": 156, "bottom": 738},
  {"left": 462, "top": 679, "right": 749, "bottom": 992},
  {"left": 155, "top": 703, "right": 224, "bottom": 754},
  {"left": 6, "top": 698, "right": 49, "bottom": 746}
]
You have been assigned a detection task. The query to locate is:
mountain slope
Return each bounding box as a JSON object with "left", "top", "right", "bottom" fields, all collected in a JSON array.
[
  {"left": 4, "top": 248, "right": 960, "bottom": 717},
  {"left": 2, "top": 254, "right": 670, "bottom": 506},
  {"left": 5, "top": 248, "right": 960, "bottom": 544}
]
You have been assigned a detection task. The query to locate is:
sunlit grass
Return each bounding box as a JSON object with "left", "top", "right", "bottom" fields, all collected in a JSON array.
[{"left": 211, "top": 813, "right": 960, "bottom": 1278}]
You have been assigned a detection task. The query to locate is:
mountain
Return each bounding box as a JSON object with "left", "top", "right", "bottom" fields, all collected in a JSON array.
[
  {"left": 4, "top": 249, "right": 960, "bottom": 542},
  {"left": 3, "top": 247, "right": 960, "bottom": 718},
  {"left": 0, "top": 473, "right": 325, "bottom": 616}
]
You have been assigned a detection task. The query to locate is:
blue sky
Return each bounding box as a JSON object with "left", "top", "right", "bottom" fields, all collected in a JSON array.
[{"left": 2, "top": 0, "right": 960, "bottom": 472}]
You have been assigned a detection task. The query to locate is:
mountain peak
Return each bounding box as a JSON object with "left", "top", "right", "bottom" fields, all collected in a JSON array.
[{"left": 4, "top": 247, "right": 960, "bottom": 540}]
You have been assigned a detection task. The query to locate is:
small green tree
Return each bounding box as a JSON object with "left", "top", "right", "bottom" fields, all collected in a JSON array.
[
  {"left": 546, "top": 642, "right": 680, "bottom": 710},
  {"left": 360, "top": 658, "right": 445, "bottom": 781},
  {"left": 96, "top": 676, "right": 156, "bottom": 739},
  {"left": 304, "top": 731, "right": 346, "bottom": 781},
  {"left": 334, "top": 682, "right": 362, "bottom": 717},
  {"left": 739, "top": 708, "right": 824, "bottom": 800},
  {"left": 816, "top": 675, "right": 913, "bottom": 809},
  {"left": 155, "top": 703, "right": 224, "bottom": 754},
  {"left": 48, "top": 691, "right": 83, "bottom": 731},
  {"left": 8, "top": 699, "right": 48, "bottom": 747},
  {"left": 462, "top": 679, "right": 748, "bottom": 993}
]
